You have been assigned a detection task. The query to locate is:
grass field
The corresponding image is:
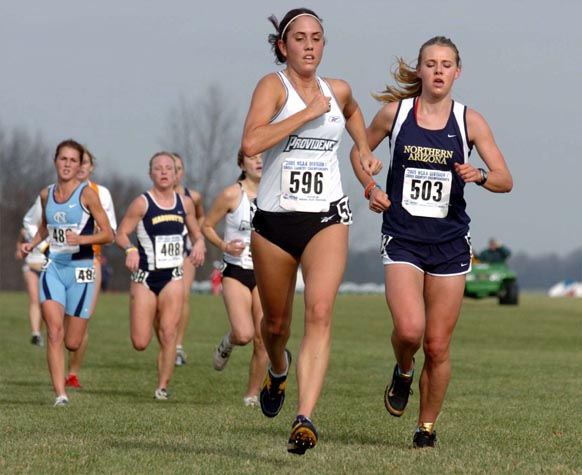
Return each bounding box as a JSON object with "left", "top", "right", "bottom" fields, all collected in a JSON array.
[{"left": 0, "top": 291, "right": 580, "bottom": 474}]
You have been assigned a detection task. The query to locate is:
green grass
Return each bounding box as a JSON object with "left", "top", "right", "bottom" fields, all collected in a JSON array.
[{"left": 0, "top": 292, "right": 580, "bottom": 474}]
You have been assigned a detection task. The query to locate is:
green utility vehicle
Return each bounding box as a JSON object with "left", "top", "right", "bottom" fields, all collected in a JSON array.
[{"left": 464, "top": 261, "right": 519, "bottom": 305}]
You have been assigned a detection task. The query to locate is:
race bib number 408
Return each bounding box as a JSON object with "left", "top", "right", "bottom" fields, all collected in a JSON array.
[
  {"left": 155, "top": 234, "right": 183, "bottom": 269},
  {"left": 402, "top": 168, "right": 452, "bottom": 218}
]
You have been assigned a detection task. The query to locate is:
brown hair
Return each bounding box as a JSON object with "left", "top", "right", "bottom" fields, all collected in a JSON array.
[
  {"left": 267, "top": 8, "right": 323, "bottom": 64},
  {"left": 54, "top": 139, "right": 84, "bottom": 162},
  {"left": 373, "top": 36, "right": 461, "bottom": 103},
  {"left": 237, "top": 148, "right": 246, "bottom": 181}
]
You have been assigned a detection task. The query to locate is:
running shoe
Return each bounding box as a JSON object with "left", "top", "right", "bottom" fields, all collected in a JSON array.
[
  {"left": 212, "top": 334, "right": 234, "bottom": 371},
  {"left": 384, "top": 362, "right": 414, "bottom": 417},
  {"left": 65, "top": 374, "right": 83, "bottom": 389},
  {"left": 154, "top": 388, "right": 170, "bottom": 400},
  {"left": 54, "top": 395, "right": 69, "bottom": 407},
  {"left": 287, "top": 415, "right": 318, "bottom": 455},
  {"left": 412, "top": 427, "right": 437, "bottom": 448},
  {"left": 31, "top": 334, "right": 44, "bottom": 347},
  {"left": 260, "top": 349, "right": 292, "bottom": 418},
  {"left": 243, "top": 395, "right": 259, "bottom": 407},
  {"left": 175, "top": 347, "right": 187, "bottom": 366}
]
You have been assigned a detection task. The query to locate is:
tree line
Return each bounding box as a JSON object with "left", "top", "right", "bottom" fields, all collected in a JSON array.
[
  {"left": 1, "top": 88, "right": 580, "bottom": 292},
  {"left": 0, "top": 90, "right": 238, "bottom": 291},
  {"left": 344, "top": 249, "right": 582, "bottom": 291}
]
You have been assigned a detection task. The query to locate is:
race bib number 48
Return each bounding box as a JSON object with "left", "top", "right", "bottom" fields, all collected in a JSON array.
[
  {"left": 402, "top": 168, "right": 452, "bottom": 218},
  {"left": 48, "top": 224, "right": 80, "bottom": 254},
  {"left": 280, "top": 158, "right": 330, "bottom": 212},
  {"left": 75, "top": 266, "right": 96, "bottom": 283}
]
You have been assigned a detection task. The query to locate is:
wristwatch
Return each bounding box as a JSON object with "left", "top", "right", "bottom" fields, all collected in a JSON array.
[{"left": 476, "top": 168, "right": 488, "bottom": 186}]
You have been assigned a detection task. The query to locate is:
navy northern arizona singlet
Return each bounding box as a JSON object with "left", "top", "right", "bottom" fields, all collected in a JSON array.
[
  {"left": 136, "top": 192, "right": 186, "bottom": 271},
  {"left": 45, "top": 182, "right": 95, "bottom": 263},
  {"left": 382, "top": 97, "right": 473, "bottom": 243}
]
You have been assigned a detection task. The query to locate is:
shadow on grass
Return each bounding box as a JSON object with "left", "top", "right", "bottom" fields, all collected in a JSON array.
[
  {"left": 105, "top": 438, "right": 298, "bottom": 468},
  {"left": 238, "top": 415, "right": 412, "bottom": 451},
  {"left": 6, "top": 380, "right": 50, "bottom": 389},
  {"left": 81, "top": 387, "right": 145, "bottom": 399}
]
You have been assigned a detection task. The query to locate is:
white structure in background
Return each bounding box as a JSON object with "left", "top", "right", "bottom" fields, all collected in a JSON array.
[{"left": 547, "top": 280, "right": 582, "bottom": 298}]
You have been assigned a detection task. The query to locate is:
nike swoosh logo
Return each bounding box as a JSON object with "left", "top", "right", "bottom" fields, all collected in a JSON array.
[
  {"left": 461, "top": 263, "right": 469, "bottom": 267},
  {"left": 69, "top": 204, "right": 77, "bottom": 208},
  {"left": 448, "top": 134, "right": 457, "bottom": 138}
]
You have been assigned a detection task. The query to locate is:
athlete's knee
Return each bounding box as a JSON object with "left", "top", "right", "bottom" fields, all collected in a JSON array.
[
  {"left": 131, "top": 335, "right": 150, "bottom": 351},
  {"left": 305, "top": 301, "right": 333, "bottom": 329},
  {"left": 132, "top": 341, "right": 148, "bottom": 351},
  {"left": 392, "top": 321, "right": 423, "bottom": 349},
  {"left": 157, "top": 326, "right": 178, "bottom": 348},
  {"left": 231, "top": 328, "right": 253, "bottom": 346},
  {"left": 65, "top": 340, "right": 81, "bottom": 352},
  {"left": 261, "top": 315, "right": 289, "bottom": 339},
  {"left": 45, "top": 324, "right": 64, "bottom": 344},
  {"left": 423, "top": 337, "right": 451, "bottom": 364}
]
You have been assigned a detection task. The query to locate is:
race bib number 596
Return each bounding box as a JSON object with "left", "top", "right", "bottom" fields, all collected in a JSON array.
[{"left": 280, "top": 158, "right": 330, "bottom": 212}]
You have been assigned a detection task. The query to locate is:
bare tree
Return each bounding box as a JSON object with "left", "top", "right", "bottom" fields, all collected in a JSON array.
[
  {"left": 0, "top": 127, "right": 52, "bottom": 289},
  {"left": 162, "top": 84, "right": 241, "bottom": 201},
  {"left": 161, "top": 85, "right": 242, "bottom": 279}
]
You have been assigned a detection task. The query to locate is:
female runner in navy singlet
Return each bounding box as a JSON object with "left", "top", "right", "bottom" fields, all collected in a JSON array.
[
  {"left": 172, "top": 153, "right": 205, "bottom": 367},
  {"left": 115, "top": 152, "right": 205, "bottom": 400},
  {"left": 350, "top": 36, "right": 513, "bottom": 448},
  {"left": 241, "top": 7, "right": 382, "bottom": 455}
]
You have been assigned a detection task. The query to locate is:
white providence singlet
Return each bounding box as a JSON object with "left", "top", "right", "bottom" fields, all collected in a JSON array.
[
  {"left": 223, "top": 183, "right": 255, "bottom": 270},
  {"left": 257, "top": 71, "right": 346, "bottom": 213}
]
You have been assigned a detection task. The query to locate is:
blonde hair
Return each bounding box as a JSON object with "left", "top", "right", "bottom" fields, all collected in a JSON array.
[
  {"left": 148, "top": 151, "right": 176, "bottom": 173},
  {"left": 373, "top": 36, "right": 461, "bottom": 103},
  {"left": 82, "top": 146, "right": 96, "bottom": 167}
]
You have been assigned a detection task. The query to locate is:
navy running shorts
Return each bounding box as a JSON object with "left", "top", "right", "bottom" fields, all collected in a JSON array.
[{"left": 381, "top": 233, "right": 473, "bottom": 276}]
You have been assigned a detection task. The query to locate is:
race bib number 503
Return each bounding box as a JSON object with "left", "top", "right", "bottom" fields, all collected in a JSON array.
[{"left": 402, "top": 168, "right": 452, "bottom": 218}]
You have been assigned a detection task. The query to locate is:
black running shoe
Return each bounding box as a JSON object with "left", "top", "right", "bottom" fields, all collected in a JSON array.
[
  {"left": 384, "top": 363, "right": 414, "bottom": 417},
  {"left": 287, "top": 415, "right": 318, "bottom": 455},
  {"left": 412, "top": 428, "right": 436, "bottom": 448},
  {"left": 31, "top": 334, "right": 44, "bottom": 347},
  {"left": 260, "top": 349, "right": 292, "bottom": 418}
]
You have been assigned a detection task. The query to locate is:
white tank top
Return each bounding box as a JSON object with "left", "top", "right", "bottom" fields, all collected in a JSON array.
[
  {"left": 257, "top": 72, "right": 346, "bottom": 213},
  {"left": 223, "top": 183, "right": 255, "bottom": 269}
]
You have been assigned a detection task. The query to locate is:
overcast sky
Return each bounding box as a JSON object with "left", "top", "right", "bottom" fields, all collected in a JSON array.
[{"left": 2, "top": 0, "right": 581, "bottom": 256}]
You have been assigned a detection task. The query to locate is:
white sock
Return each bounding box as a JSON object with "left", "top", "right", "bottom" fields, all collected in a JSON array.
[{"left": 270, "top": 351, "right": 289, "bottom": 378}]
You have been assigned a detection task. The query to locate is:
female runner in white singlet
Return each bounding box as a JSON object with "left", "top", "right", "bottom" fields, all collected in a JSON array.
[{"left": 241, "top": 7, "right": 382, "bottom": 455}]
